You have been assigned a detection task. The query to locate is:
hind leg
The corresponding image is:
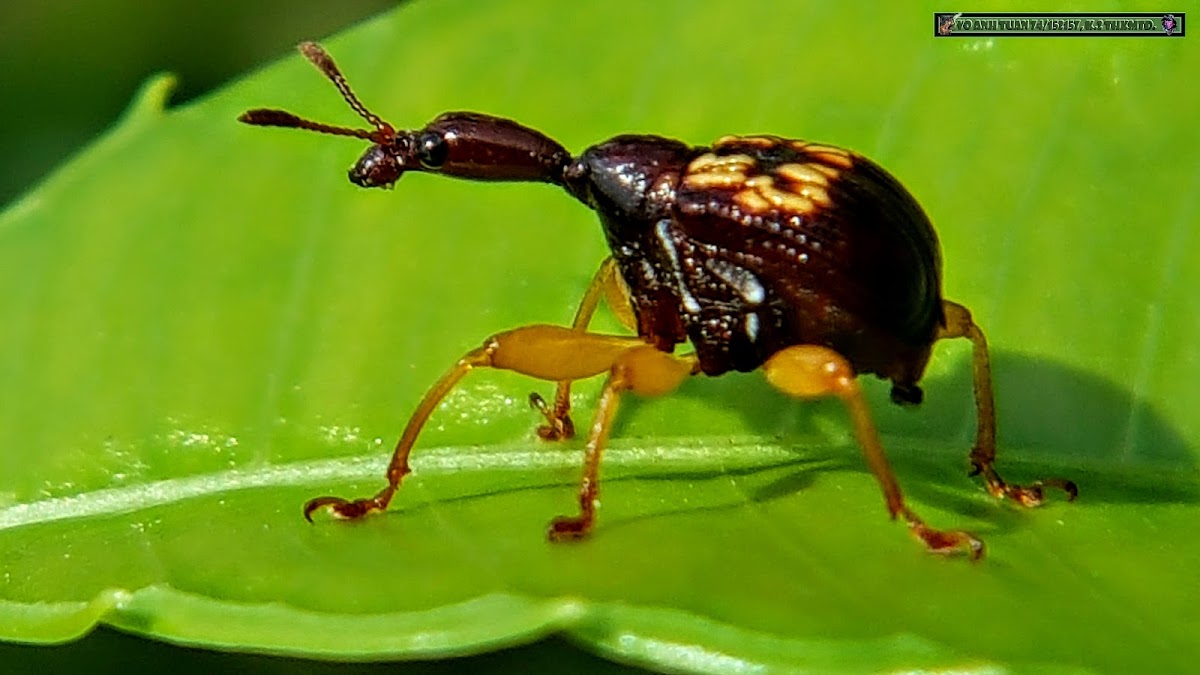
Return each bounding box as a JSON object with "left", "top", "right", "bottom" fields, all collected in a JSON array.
[{"left": 939, "top": 301, "right": 1077, "bottom": 507}]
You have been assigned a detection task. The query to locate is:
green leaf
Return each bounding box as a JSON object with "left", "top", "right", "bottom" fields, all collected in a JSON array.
[{"left": 2, "top": 1, "right": 1197, "bottom": 673}]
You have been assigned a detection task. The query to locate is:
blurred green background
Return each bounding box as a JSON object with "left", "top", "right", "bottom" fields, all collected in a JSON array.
[{"left": 0, "top": 1, "right": 398, "bottom": 208}]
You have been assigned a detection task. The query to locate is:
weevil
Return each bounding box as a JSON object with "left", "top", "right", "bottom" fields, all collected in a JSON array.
[{"left": 239, "top": 42, "right": 1077, "bottom": 559}]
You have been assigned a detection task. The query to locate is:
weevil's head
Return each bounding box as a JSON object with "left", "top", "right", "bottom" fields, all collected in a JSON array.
[
  {"left": 237, "top": 103, "right": 403, "bottom": 189},
  {"left": 237, "top": 42, "right": 409, "bottom": 189},
  {"left": 345, "top": 112, "right": 570, "bottom": 189},
  {"left": 347, "top": 141, "right": 404, "bottom": 189},
  {"left": 239, "top": 42, "right": 570, "bottom": 191}
]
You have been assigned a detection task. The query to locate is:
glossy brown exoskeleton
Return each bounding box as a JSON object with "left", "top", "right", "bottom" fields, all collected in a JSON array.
[{"left": 240, "top": 42, "right": 1076, "bottom": 559}]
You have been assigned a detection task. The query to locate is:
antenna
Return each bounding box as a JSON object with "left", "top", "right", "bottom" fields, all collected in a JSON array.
[
  {"left": 237, "top": 109, "right": 377, "bottom": 140},
  {"left": 237, "top": 42, "right": 395, "bottom": 143},
  {"left": 297, "top": 42, "right": 392, "bottom": 134}
]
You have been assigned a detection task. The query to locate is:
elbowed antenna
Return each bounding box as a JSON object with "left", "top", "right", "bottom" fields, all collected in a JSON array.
[{"left": 237, "top": 41, "right": 396, "bottom": 145}]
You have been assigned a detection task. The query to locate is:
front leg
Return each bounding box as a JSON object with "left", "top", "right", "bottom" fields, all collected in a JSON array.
[
  {"left": 939, "top": 301, "right": 1078, "bottom": 506},
  {"left": 529, "top": 257, "right": 639, "bottom": 440},
  {"left": 304, "top": 324, "right": 665, "bottom": 528}
]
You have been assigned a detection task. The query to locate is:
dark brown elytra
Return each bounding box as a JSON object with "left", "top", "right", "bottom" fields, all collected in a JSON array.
[{"left": 239, "top": 42, "right": 1077, "bottom": 560}]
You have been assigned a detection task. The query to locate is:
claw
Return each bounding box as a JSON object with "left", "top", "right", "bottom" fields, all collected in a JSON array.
[
  {"left": 527, "top": 391, "right": 548, "bottom": 413},
  {"left": 547, "top": 514, "right": 592, "bottom": 542},
  {"left": 303, "top": 487, "right": 394, "bottom": 522},
  {"left": 1006, "top": 483, "right": 1045, "bottom": 507},
  {"left": 1045, "top": 477, "right": 1079, "bottom": 501},
  {"left": 1004, "top": 478, "right": 1078, "bottom": 506},
  {"left": 529, "top": 392, "right": 576, "bottom": 440},
  {"left": 303, "top": 496, "right": 371, "bottom": 521},
  {"left": 899, "top": 507, "right": 984, "bottom": 560},
  {"left": 989, "top": 476, "right": 1078, "bottom": 507},
  {"left": 304, "top": 496, "right": 345, "bottom": 522},
  {"left": 907, "top": 521, "right": 985, "bottom": 561},
  {"left": 970, "top": 456, "right": 1078, "bottom": 507}
]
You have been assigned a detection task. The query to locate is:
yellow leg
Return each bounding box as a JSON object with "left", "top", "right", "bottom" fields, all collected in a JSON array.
[
  {"left": 548, "top": 345, "right": 698, "bottom": 539},
  {"left": 530, "top": 257, "right": 639, "bottom": 440},
  {"left": 940, "top": 301, "right": 1077, "bottom": 507},
  {"left": 304, "top": 325, "right": 696, "bottom": 541},
  {"left": 764, "top": 344, "right": 984, "bottom": 559}
]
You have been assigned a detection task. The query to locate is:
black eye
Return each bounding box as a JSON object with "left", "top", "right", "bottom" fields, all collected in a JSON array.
[{"left": 417, "top": 132, "right": 448, "bottom": 168}]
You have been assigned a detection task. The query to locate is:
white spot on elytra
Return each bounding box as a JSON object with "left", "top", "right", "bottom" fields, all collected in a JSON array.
[
  {"left": 654, "top": 220, "right": 702, "bottom": 314},
  {"left": 744, "top": 313, "right": 760, "bottom": 341},
  {"left": 704, "top": 258, "right": 765, "bottom": 306}
]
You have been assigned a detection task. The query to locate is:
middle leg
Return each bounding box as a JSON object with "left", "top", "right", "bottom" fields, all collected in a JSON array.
[
  {"left": 530, "top": 256, "right": 639, "bottom": 440},
  {"left": 548, "top": 344, "right": 699, "bottom": 540}
]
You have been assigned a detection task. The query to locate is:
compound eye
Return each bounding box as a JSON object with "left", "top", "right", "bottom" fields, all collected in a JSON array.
[{"left": 416, "top": 132, "right": 448, "bottom": 169}]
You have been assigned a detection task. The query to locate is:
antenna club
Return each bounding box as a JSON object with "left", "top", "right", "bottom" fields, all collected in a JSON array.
[{"left": 298, "top": 41, "right": 334, "bottom": 72}]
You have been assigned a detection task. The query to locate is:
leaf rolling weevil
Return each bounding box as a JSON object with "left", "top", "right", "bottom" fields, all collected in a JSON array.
[{"left": 240, "top": 42, "right": 1077, "bottom": 559}]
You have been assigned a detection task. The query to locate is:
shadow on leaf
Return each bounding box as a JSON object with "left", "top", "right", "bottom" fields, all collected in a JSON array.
[{"left": 626, "top": 347, "right": 1200, "bottom": 508}]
